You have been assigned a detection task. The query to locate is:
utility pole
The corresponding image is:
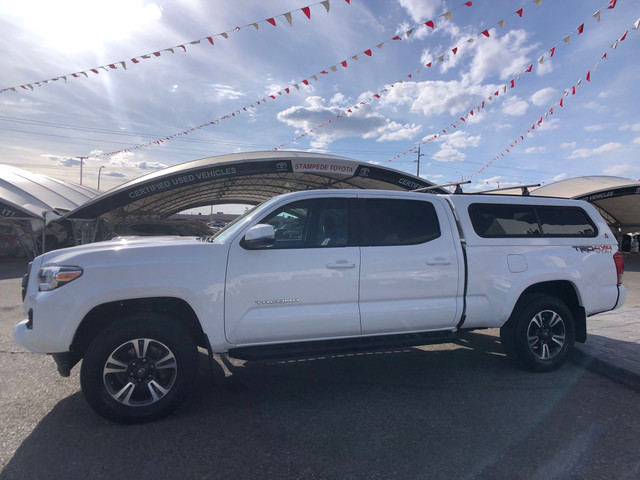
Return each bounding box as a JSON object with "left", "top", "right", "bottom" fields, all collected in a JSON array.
[{"left": 416, "top": 144, "right": 424, "bottom": 177}]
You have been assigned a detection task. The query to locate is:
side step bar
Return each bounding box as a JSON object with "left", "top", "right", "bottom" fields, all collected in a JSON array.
[{"left": 228, "top": 330, "right": 457, "bottom": 361}]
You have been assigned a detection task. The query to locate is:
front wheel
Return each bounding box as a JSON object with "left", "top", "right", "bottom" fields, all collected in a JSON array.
[
  {"left": 500, "top": 295, "right": 575, "bottom": 372},
  {"left": 80, "top": 314, "right": 198, "bottom": 423}
]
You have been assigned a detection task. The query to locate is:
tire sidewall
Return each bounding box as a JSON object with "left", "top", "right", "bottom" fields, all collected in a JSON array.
[
  {"left": 513, "top": 295, "right": 575, "bottom": 372},
  {"left": 80, "top": 314, "right": 198, "bottom": 423}
]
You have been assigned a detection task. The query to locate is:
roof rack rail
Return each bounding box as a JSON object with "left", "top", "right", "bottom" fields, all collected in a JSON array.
[
  {"left": 412, "top": 180, "right": 471, "bottom": 194},
  {"left": 478, "top": 184, "right": 541, "bottom": 196}
]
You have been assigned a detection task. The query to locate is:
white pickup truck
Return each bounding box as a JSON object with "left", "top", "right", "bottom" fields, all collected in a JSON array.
[{"left": 15, "top": 189, "right": 626, "bottom": 423}]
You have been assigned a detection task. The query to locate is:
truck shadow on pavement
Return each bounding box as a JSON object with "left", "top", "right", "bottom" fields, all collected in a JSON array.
[{"left": 5, "top": 331, "right": 640, "bottom": 480}]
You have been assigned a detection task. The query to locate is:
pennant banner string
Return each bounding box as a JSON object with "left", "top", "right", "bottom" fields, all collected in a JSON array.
[
  {"left": 1, "top": 0, "right": 346, "bottom": 94},
  {"left": 460, "top": 22, "right": 636, "bottom": 183},
  {"left": 275, "top": 0, "right": 615, "bottom": 153},
  {"left": 377, "top": 0, "right": 622, "bottom": 164},
  {"left": 79, "top": 1, "right": 479, "bottom": 157}
]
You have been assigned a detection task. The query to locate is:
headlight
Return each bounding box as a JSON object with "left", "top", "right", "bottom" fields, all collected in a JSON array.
[{"left": 37, "top": 266, "right": 83, "bottom": 291}]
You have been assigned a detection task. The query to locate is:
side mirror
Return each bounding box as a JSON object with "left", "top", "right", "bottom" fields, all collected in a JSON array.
[{"left": 242, "top": 224, "right": 276, "bottom": 249}]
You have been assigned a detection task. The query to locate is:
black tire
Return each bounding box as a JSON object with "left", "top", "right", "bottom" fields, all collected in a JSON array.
[
  {"left": 500, "top": 294, "right": 575, "bottom": 372},
  {"left": 80, "top": 313, "right": 198, "bottom": 423}
]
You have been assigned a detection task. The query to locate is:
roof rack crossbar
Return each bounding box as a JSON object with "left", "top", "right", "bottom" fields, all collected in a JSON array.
[
  {"left": 412, "top": 180, "right": 471, "bottom": 194},
  {"left": 479, "top": 184, "right": 541, "bottom": 196}
]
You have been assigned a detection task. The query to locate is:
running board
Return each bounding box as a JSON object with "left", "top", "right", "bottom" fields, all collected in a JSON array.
[{"left": 228, "top": 330, "right": 457, "bottom": 361}]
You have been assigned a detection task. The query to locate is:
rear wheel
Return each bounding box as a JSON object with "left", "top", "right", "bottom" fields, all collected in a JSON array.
[
  {"left": 80, "top": 314, "right": 198, "bottom": 423},
  {"left": 500, "top": 295, "right": 575, "bottom": 372}
]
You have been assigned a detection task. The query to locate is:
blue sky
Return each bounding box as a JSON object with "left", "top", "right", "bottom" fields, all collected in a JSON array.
[{"left": 0, "top": 0, "right": 638, "bottom": 211}]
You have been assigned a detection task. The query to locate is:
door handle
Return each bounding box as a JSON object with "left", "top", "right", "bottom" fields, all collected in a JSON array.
[
  {"left": 426, "top": 257, "right": 451, "bottom": 265},
  {"left": 326, "top": 260, "right": 356, "bottom": 269}
]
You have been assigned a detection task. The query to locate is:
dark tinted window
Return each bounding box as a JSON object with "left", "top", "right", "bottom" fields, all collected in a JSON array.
[
  {"left": 537, "top": 206, "right": 596, "bottom": 236},
  {"left": 469, "top": 204, "right": 539, "bottom": 237},
  {"left": 360, "top": 199, "right": 440, "bottom": 246},
  {"left": 259, "top": 198, "right": 349, "bottom": 249},
  {"left": 469, "top": 203, "right": 597, "bottom": 238}
]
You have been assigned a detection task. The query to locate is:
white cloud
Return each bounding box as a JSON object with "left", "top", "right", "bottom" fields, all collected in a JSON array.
[
  {"left": 397, "top": 0, "right": 444, "bottom": 23},
  {"left": 463, "top": 29, "right": 539, "bottom": 84},
  {"left": 585, "top": 124, "right": 604, "bottom": 132},
  {"left": 567, "top": 142, "right": 627, "bottom": 159},
  {"left": 524, "top": 146, "right": 547, "bottom": 154},
  {"left": 537, "top": 118, "right": 560, "bottom": 131},
  {"left": 277, "top": 96, "right": 420, "bottom": 146},
  {"left": 561, "top": 142, "right": 576, "bottom": 149},
  {"left": 501, "top": 96, "right": 529, "bottom": 116},
  {"left": 553, "top": 173, "right": 569, "bottom": 182},
  {"left": 602, "top": 164, "right": 640, "bottom": 175},
  {"left": 440, "top": 130, "right": 482, "bottom": 148},
  {"left": 583, "top": 101, "right": 606, "bottom": 112},
  {"left": 433, "top": 146, "right": 465, "bottom": 162},
  {"left": 567, "top": 148, "right": 591, "bottom": 159},
  {"left": 621, "top": 123, "right": 640, "bottom": 132},
  {"left": 207, "top": 84, "right": 246, "bottom": 102},
  {"left": 530, "top": 87, "right": 557, "bottom": 106},
  {"left": 381, "top": 80, "right": 499, "bottom": 117}
]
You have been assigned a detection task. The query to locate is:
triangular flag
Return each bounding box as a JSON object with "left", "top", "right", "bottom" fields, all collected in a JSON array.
[
  {"left": 538, "top": 55, "right": 545, "bottom": 64},
  {"left": 515, "top": 8, "right": 523, "bottom": 17},
  {"left": 302, "top": 6, "right": 311, "bottom": 19},
  {"left": 284, "top": 12, "right": 293, "bottom": 26},
  {"left": 481, "top": 30, "right": 490, "bottom": 37},
  {"left": 577, "top": 23, "right": 584, "bottom": 34},
  {"left": 452, "top": 47, "right": 458, "bottom": 54},
  {"left": 635, "top": 17, "right": 640, "bottom": 29},
  {"left": 593, "top": 10, "right": 601, "bottom": 22},
  {"left": 550, "top": 46, "right": 556, "bottom": 57},
  {"left": 619, "top": 31, "right": 628, "bottom": 41},
  {"left": 321, "top": 0, "right": 330, "bottom": 12},
  {"left": 266, "top": 18, "right": 276, "bottom": 26},
  {"left": 364, "top": 49, "right": 372, "bottom": 56},
  {"left": 563, "top": 35, "right": 571, "bottom": 45},
  {"left": 608, "top": 0, "right": 617, "bottom": 9},
  {"left": 425, "top": 20, "right": 434, "bottom": 29},
  {"left": 442, "top": 12, "right": 453, "bottom": 19},
  {"left": 586, "top": 71, "right": 591, "bottom": 81},
  {"left": 498, "top": 19, "right": 505, "bottom": 28}
]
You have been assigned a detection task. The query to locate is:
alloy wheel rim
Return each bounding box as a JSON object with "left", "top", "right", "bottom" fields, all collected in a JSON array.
[
  {"left": 526, "top": 309, "right": 566, "bottom": 360},
  {"left": 102, "top": 338, "right": 177, "bottom": 406}
]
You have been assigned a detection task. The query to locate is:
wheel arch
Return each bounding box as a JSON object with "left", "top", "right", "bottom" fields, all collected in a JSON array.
[
  {"left": 506, "top": 281, "right": 586, "bottom": 343},
  {"left": 70, "top": 297, "right": 207, "bottom": 362}
]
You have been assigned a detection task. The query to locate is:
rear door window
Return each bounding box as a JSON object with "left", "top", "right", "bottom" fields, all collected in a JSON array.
[{"left": 359, "top": 199, "right": 441, "bottom": 246}]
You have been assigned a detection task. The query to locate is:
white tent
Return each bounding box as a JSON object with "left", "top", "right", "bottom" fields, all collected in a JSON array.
[
  {"left": 532, "top": 176, "right": 640, "bottom": 234},
  {"left": 0, "top": 164, "right": 99, "bottom": 257}
]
